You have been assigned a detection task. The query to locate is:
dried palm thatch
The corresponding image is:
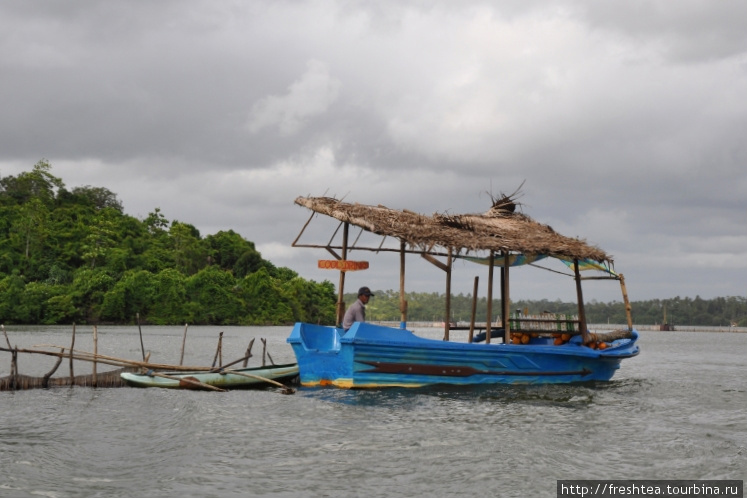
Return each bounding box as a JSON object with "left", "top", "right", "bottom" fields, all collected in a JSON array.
[{"left": 294, "top": 194, "right": 611, "bottom": 263}]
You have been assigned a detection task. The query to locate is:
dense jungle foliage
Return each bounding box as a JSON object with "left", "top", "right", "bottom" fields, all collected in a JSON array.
[
  {"left": 0, "top": 161, "right": 337, "bottom": 325},
  {"left": 2, "top": 161, "right": 744, "bottom": 327}
]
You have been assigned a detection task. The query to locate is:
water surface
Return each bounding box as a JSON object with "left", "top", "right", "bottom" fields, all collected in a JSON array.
[{"left": 1, "top": 326, "right": 745, "bottom": 497}]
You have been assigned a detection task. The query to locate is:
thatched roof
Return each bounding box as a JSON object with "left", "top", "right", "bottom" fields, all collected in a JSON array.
[{"left": 294, "top": 195, "right": 611, "bottom": 263}]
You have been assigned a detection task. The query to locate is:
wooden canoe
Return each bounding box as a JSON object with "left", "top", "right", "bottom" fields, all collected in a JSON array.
[{"left": 120, "top": 363, "right": 298, "bottom": 390}]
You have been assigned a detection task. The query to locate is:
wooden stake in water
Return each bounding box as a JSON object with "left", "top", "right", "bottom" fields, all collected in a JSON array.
[
  {"left": 242, "top": 338, "right": 255, "bottom": 368},
  {"left": 136, "top": 313, "right": 146, "bottom": 361},
  {"left": 2, "top": 324, "right": 11, "bottom": 349},
  {"left": 179, "top": 323, "right": 188, "bottom": 366},
  {"left": 70, "top": 323, "right": 76, "bottom": 385},
  {"left": 261, "top": 338, "right": 267, "bottom": 366},
  {"left": 92, "top": 325, "right": 98, "bottom": 388},
  {"left": 42, "top": 351, "right": 63, "bottom": 388},
  {"left": 10, "top": 347, "right": 18, "bottom": 390},
  {"left": 212, "top": 332, "right": 223, "bottom": 368}
]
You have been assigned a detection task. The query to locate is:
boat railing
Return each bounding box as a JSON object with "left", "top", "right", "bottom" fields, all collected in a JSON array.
[{"left": 508, "top": 313, "right": 581, "bottom": 335}]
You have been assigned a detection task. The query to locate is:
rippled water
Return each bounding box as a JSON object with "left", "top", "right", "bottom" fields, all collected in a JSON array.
[{"left": 1, "top": 326, "right": 745, "bottom": 497}]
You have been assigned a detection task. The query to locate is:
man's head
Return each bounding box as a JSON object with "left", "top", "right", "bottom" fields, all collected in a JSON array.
[{"left": 358, "top": 286, "right": 374, "bottom": 303}]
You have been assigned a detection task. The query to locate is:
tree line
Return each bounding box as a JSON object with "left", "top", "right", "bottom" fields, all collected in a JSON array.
[
  {"left": 349, "top": 291, "right": 747, "bottom": 327},
  {"left": 0, "top": 161, "right": 337, "bottom": 325}
]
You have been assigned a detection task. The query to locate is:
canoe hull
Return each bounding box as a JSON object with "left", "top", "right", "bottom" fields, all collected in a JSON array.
[
  {"left": 287, "top": 322, "right": 639, "bottom": 388},
  {"left": 120, "top": 363, "right": 299, "bottom": 389}
]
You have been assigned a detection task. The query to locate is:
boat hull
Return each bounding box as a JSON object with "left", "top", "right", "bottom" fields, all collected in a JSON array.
[
  {"left": 120, "top": 363, "right": 299, "bottom": 389},
  {"left": 287, "top": 322, "right": 639, "bottom": 388}
]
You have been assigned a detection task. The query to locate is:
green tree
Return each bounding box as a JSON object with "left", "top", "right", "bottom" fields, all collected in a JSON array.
[
  {"left": 69, "top": 185, "right": 123, "bottom": 211},
  {"left": 169, "top": 221, "right": 206, "bottom": 275},
  {"left": 185, "top": 266, "right": 242, "bottom": 325},
  {"left": 0, "top": 159, "right": 63, "bottom": 207},
  {"left": 100, "top": 269, "right": 157, "bottom": 323},
  {"left": 81, "top": 207, "right": 120, "bottom": 269},
  {"left": 238, "top": 267, "right": 294, "bottom": 325},
  {"left": 70, "top": 268, "right": 117, "bottom": 322},
  {"left": 205, "top": 230, "right": 261, "bottom": 274},
  {"left": 0, "top": 274, "right": 26, "bottom": 323},
  {"left": 149, "top": 269, "right": 188, "bottom": 324}
]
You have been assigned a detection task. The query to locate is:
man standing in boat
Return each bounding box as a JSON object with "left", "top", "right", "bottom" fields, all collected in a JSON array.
[{"left": 342, "top": 286, "right": 375, "bottom": 331}]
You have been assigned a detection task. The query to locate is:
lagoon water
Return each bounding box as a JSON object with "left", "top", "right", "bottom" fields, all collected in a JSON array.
[{"left": 1, "top": 325, "right": 745, "bottom": 497}]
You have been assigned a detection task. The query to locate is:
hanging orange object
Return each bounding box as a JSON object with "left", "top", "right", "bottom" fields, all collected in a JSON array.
[{"left": 317, "top": 260, "right": 369, "bottom": 271}]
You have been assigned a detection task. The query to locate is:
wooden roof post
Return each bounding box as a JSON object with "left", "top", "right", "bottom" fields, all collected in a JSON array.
[
  {"left": 443, "top": 247, "right": 453, "bottom": 341},
  {"left": 619, "top": 273, "right": 633, "bottom": 331},
  {"left": 573, "top": 259, "right": 590, "bottom": 344},
  {"left": 336, "top": 222, "right": 349, "bottom": 328},
  {"left": 502, "top": 251, "right": 511, "bottom": 344},
  {"left": 468, "top": 276, "right": 479, "bottom": 343},
  {"left": 485, "top": 252, "right": 495, "bottom": 344},
  {"left": 400, "top": 240, "right": 407, "bottom": 329}
]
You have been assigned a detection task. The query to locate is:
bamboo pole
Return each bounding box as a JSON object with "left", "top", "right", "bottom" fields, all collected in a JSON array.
[
  {"left": 69, "top": 323, "right": 76, "bottom": 384},
  {"left": 574, "top": 259, "right": 590, "bottom": 344},
  {"left": 92, "top": 325, "right": 98, "bottom": 388},
  {"left": 143, "top": 370, "right": 226, "bottom": 392},
  {"left": 502, "top": 251, "right": 511, "bottom": 344},
  {"left": 14, "top": 346, "right": 233, "bottom": 372},
  {"left": 486, "top": 252, "right": 495, "bottom": 344},
  {"left": 179, "top": 323, "right": 188, "bottom": 366},
  {"left": 469, "top": 276, "right": 479, "bottom": 343},
  {"left": 136, "top": 313, "right": 146, "bottom": 361}
]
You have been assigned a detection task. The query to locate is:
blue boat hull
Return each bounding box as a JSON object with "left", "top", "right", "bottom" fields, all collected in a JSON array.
[{"left": 287, "top": 322, "right": 639, "bottom": 388}]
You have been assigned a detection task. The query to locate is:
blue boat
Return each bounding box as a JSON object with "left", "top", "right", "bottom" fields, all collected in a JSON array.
[
  {"left": 288, "top": 323, "right": 638, "bottom": 388},
  {"left": 288, "top": 193, "right": 640, "bottom": 388}
]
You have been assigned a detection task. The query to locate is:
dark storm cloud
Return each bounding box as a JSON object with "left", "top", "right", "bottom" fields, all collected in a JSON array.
[{"left": 1, "top": 0, "right": 745, "bottom": 301}]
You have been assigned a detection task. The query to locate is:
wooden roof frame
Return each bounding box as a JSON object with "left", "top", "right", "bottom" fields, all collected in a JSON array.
[{"left": 292, "top": 195, "right": 633, "bottom": 343}]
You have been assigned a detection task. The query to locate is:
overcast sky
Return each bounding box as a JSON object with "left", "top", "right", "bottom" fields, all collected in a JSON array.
[{"left": 1, "top": 0, "right": 746, "bottom": 305}]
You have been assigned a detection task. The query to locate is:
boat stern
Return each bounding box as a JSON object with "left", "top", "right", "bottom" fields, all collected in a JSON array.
[{"left": 287, "top": 322, "right": 355, "bottom": 387}]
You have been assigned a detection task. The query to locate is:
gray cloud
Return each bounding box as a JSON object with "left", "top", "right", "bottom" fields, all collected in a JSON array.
[{"left": 1, "top": 0, "right": 745, "bottom": 303}]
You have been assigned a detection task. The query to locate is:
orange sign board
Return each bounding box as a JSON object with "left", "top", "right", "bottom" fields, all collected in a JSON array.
[{"left": 318, "top": 260, "right": 369, "bottom": 271}]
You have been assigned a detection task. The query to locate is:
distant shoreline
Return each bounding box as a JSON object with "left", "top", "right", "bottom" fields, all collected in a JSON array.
[{"left": 372, "top": 321, "right": 747, "bottom": 334}]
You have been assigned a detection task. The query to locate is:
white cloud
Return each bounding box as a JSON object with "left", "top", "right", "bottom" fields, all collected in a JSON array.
[{"left": 247, "top": 59, "right": 341, "bottom": 136}]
